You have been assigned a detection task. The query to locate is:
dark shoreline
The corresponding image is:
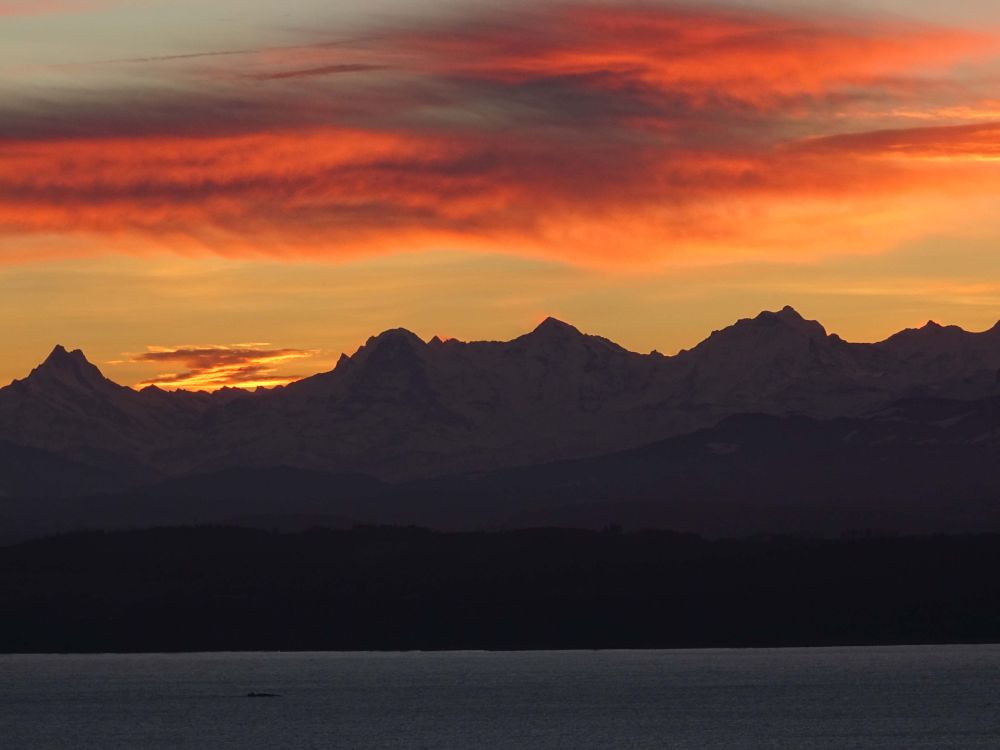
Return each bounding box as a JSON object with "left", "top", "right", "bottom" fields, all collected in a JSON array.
[
  {"left": 3, "top": 525, "right": 999, "bottom": 654},
  {"left": 5, "top": 642, "right": 1000, "bottom": 656}
]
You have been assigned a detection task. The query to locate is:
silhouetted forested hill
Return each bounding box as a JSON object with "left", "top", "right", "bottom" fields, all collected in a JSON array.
[{"left": 2, "top": 526, "right": 999, "bottom": 653}]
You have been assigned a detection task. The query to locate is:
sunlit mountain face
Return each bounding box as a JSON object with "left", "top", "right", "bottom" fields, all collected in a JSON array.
[{"left": 1, "top": 1, "right": 999, "bottom": 389}]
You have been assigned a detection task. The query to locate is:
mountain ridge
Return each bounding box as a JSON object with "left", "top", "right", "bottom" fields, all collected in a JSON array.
[
  {"left": 11, "top": 306, "right": 1000, "bottom": 394},
  {"left": 2, "top": 306, "right": 999, "bottom": 490}
]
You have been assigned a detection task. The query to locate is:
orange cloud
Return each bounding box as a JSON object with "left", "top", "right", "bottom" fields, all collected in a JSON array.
[
  {"left": 793, "top": 122, "right": 1000, "bottom": 160},
  {"left": 390, "top": 5, "right": 993, "bottom": 107},
  {"left": 0, "top": 4, "right": 998, "bottom": 268},
  {"left": 127, "top": 344, "right": 315, "bottom": 391}
]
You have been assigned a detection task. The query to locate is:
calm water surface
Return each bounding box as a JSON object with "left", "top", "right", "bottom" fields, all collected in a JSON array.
[{"left": 1, "top": 646, "right": 999, "bottom": 749}]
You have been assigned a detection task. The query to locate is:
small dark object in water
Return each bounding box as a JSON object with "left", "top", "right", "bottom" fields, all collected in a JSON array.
[{"left": 246, "top": 692, "right": 279, "bottom": 698}]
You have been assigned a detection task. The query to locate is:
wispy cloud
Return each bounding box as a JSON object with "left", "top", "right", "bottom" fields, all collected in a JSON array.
[
  {"left": 126, "top": 344, "right": 315, "bottom": 390},
  {"left": 791, "top": 121, "right": 1000, "bottom": 160},
  {"left": 249, "top": 63, "right": 384, "bottom": 80}
]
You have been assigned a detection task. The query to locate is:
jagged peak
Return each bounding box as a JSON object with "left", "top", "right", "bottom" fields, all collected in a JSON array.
[
  {"left": 518, "top": 317, "right": 587, "bottom": 346},
  {"left": 753, "top": 306, "right": 825, "bottom": 334},
  {"left": 703, "top": 306, "right": 827, "bottom": 343},
  {"left": 346, "top": 327, "right": 429, "bottom": 374},
  {"left": 26, "top": 344, "right": 118, "bottom": 392},
  {"left": 775, "top": 305, "right": 804, "bottom": 319},
  {"left": 532, "top": 316, "right": 581, "bottom": 336},
  {"left": 682, "top": 307, "right": 833, "bottom": 360},
  {"left": 37, "top": 344, "right": 99, "bottom": 373},
  {"left": 43, "top": 344, "right": 90, "bottom": 367},
  {"left": 885, "top": 320, "right": 968, "bottom": 343},
  {"left": 916, "top": 320, "right": 964, "bottom": 334},
  {"left": 364, "top": 327, "right": 425, "bottom": 348},
  {"left": 517, "top": 316, "right": 631, "bottom": 357}
]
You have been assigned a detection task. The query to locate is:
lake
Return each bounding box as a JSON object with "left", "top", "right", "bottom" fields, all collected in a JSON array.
[{"left": 2, "top": 646, "right": 999, "bottom": 748}]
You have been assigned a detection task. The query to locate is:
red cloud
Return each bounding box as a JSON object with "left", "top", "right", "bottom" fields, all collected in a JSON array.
[
  {"left": 389, "top": 5, "right": 993, "bottom": 107},
  {"left": 0, "top": 4, "right": 998, "bottom": 268}
]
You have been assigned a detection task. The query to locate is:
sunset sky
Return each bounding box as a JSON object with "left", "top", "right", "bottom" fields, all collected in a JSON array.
[{"left": 2, "top": 0, "right": 999, "bottom": 389}]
